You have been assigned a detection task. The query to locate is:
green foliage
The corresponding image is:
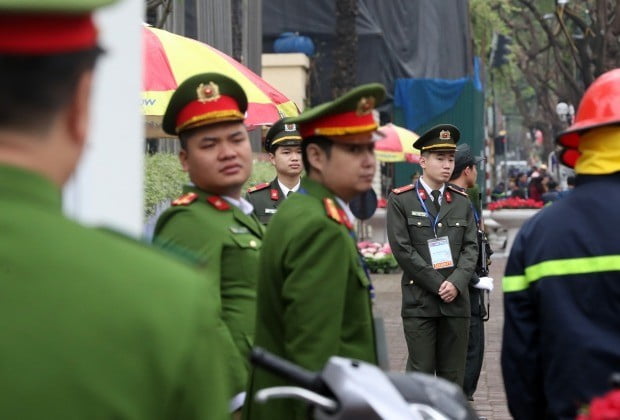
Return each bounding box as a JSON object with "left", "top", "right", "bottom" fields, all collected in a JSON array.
[
  {"left": 144, "top": 153, "right": 188, "bottom": 217},
  {"left": 244, "top": 160, "right": 277, "bottom": 190},
  {"left": 364, "top": 254, "right": 400, "bottom": 274}
]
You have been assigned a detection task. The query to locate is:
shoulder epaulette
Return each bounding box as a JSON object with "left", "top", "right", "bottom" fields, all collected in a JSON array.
[
  {"left": 323, "top": 198, "right": 342, "bottom": 225},
  {"left": 171, "top": 192, "right": 198, "bottom": 206},
  {"left": 447, "top": 184, "right": 468, "bottom": 198},
  {"left": 391, "top": 184, "right": 415, "bottom": 194},
  {"left": 247, "top": 182, "right": 270, "bottom": 193},
  {"left": 206, "top": 196, "right": 231, "bottom": 211}
]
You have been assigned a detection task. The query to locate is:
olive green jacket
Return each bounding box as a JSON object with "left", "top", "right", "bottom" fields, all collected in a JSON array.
[
  {"left": 0, "top": 165, "right": 230, "bottom": 420},
  {"left": 154, "top": 185, "right": 265, "bottom": 395},
  {"left": 387, "top": 183, "right": 478, "bottom": 318},
  {"left": 243, "top": 177, "right": 377, "bottom": 420},
  {"left": 245, "top": 178, "right": 286, "bottom": 224}
]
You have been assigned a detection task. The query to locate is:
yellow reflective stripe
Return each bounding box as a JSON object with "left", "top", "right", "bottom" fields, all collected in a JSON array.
[
  {"left": 503, "top": 275, "right": 527, "bottom": 293},
  {"left": 503, "top": 255, "right": 620, "bottom": 293}
]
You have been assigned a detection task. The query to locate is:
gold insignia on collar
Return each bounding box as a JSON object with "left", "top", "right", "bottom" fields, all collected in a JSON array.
[
  {"left": 356, "top": 97, "right": 375, "bottom": 116},
  {"left": 439, "top": 130, "right": 451, "bottom": 140},
  {"left": 196, "top": 82, "right": 220, "bottom": 103}
]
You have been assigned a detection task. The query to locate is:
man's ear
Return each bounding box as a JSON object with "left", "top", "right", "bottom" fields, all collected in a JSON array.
[
  {"left": 268, "top": 152, "right": 276, "bottom": 166},
  {"left": 305, "top": 143, "right": 325, "bottom": 173},
  {"left": 178, "top": 148, "right": 189, "bottom": 172},
  {"left": 66, "top": 70, "right": 94, "bottom": 148},
  {"left": 418, "top": 154, "right": 426, "bottom": 169}
]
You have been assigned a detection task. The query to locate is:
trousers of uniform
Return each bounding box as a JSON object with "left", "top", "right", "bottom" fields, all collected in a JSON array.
[
  {"left": 463, "top": 312, "right": 484, "bottom": 398},
  {"left": 402, "top": 316, "right": 470, "bottom": 387}
]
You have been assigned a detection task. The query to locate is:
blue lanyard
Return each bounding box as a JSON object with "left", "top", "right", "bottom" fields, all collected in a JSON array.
[
  {"left": 415, "top": 180, "right": 440, "bottom": 237},
  {"left": 470, "top": 202, "right": 480, "bottom": 226}
]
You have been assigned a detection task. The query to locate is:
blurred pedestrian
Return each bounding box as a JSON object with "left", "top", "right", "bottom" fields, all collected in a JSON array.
[
  {"left": 502, "top": 68, "right": 620, "bottom": 419},
  {"left": 246, "top": 118, "right": 302, "bottom": 224},
  {"left": 541, "top": 180, "right": 560, "bottom": 204},
  {"left": 153, "top": 73, "right": 265, "bottom": 412},
  {"left": 0, "top": 2, "right": 231, "bottom": 418},
  {"left": 387, "top": 124, "right": 478, "bottom": 388}
]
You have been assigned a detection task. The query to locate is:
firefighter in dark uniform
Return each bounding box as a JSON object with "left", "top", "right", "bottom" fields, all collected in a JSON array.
[
  {"left": 246, "top": 119, "right": 302, "bottom": 224},
  {"left": 502, "top": 69, "right": 620, "bottom": 420},
  {"left": 448, "top": 144, "right": 494, "bottom": 400},
  {"left": 387, "top": 124, "right": 478, "bottom": 387}
]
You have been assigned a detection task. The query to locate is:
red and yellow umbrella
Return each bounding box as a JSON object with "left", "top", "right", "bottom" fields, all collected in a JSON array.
[
  {"left": 375, "top": 123, "right": 420, "bottom": 163},
  {"left": 142, "top": 26, "right": 299, "bottom": 137}
]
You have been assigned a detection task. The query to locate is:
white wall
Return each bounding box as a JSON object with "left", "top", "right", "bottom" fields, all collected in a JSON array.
[{"left": 63, "top": 0, "right": 144, "bottom": 238}]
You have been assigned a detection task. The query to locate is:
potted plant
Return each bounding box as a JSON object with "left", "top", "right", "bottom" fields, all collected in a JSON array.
[
  {"left": 358, "top": 241, "right": 400, "bottom": 274},
  {"left": 487, "top": 197, "right": 544, "bottom": 255}
]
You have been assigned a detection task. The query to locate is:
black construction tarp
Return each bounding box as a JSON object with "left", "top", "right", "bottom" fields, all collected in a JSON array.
[{"left": 263, "top": 0, "right": 474, "bottom": 117}]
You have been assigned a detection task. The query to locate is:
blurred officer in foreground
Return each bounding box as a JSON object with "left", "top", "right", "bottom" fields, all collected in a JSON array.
[
  {"left": 448, "top": 144, "right": 494, "bottom": 400},
  {"left": 387, "top": 124, "right": 478, "bottom": 388},
  {"left": 246, "top": 119, "right": 302, "bottom": 224},
  {"left": 0, "top": 2, "right": 230, "bottom": 419},
  {"left": 154, "top": 72, "right": 265, "bottom": 412},
  {"left": 502, "top": 69, "right": 620, "bottom": 420},
  {"left": 244, "top": 84, "right": 385, "bottom": 420}
]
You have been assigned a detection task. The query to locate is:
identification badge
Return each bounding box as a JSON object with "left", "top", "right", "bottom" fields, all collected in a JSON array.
[
  {"left": 427, "top": 236, "right": 454, "bottom": 269},
  {"left": 265, "top": 208, "right": 277, "bottom": 214}
]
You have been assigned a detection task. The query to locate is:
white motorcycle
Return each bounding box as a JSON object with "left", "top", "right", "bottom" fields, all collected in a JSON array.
[{"left": 250, "top": 347, "right": 479, "bottom": 420}]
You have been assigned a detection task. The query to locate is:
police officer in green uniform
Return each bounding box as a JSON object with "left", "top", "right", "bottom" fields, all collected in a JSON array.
[
  {"left": 244, "top": 84, "right": 385, "bottom": 420},
  {"left": 448, "top": 144, "right": 494, "bottom": 400},
  {"left": 386, "top": 124, "right": 478, "bottom": 388},
  {"left": 246, "top": 119, "right": 302, "bottom": 224},
  {"left": 153, "top": 73, "right": 265, "bottom": 411},
  {"left": 0, "top": 2, "right": 231, "bottom": 419}
]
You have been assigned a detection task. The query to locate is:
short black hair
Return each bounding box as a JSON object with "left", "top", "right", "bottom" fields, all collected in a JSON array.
[
  {"left": 566, "top": 175, "right": 576, "bottom": 186},
  {"left": 450, "top": 163, "right": 474, "bottom": 181},
  {"left": 0, "top": 47, "right": 102, "bottom": 134},
  {"left": 301, "top": 136, "right": 333, "bottom": 174}
]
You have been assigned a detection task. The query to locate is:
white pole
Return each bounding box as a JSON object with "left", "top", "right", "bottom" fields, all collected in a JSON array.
[{"left": 63, "top": 0, "right": 144, "bottom": 238}]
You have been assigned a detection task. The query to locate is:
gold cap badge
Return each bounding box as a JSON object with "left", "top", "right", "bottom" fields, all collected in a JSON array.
[
  {"left": 284, "top": 123, "right": 297, "bottom": 132},
  {"left": 439, "top": 130, "right": 451, "bottom": 140},
  {"left": 356, "top": 97, "right": 375, "bottom": 116},
  {"left": 196, "top": 82, "right": 220, "bottom": 103}
]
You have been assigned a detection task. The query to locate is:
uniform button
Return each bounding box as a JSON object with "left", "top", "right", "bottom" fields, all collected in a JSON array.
[
  {"left": 437, "top": 222, "right": 443, "bottom": 228},
  {"left": 417, "top": 222, "right": 422, "bottom": 226},
  {"left": 249, "top": 240, "right": 257, "bottom": 248},
  {"left": 409, "top": 280, "right": 414, "bottom": 284},
  {"left": 456, "top": 222, "right": 460, "bottom": 226}
]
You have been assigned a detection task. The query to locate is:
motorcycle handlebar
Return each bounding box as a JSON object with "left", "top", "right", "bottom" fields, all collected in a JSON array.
[{"left": 250, "top": 347, "right": 330, "bottom": 396}]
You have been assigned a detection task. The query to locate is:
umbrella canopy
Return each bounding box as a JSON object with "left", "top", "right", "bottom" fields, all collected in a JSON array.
[
  {"left": 375, "top": 123, "right": 420, "bottom": 163},
  {"left": 142, "top": 26, "right": 299, "bottom": 137}
]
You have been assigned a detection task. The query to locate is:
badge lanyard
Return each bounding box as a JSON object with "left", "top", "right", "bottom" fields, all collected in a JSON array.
[
  {"left": 415, "top": 179, "right": 440, "bottom": 238},
  {"left": 298, "top": 187, "right": 375, "bottom": 301}
]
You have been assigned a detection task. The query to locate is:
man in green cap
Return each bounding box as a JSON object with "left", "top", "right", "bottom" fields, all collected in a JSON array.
[
  {"left": 386, "top": 124, "right": 478, "bottom": 388},
  {"left": 246, "top": 118, "right": 303, "bottom": 224},
  {"left": 0, "top": 2, "right": 230, "bottom": 419},
  {"left": 153, "top": 72, "right": 265, "bottom": 412},
  {"left": 244, "top": 83, "right": 385, "bottom": 420}
]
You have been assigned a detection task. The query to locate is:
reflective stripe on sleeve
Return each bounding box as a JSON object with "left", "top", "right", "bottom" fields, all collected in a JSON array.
[{"left": 503, "top": 255, "right": 620, "bottom": 293}]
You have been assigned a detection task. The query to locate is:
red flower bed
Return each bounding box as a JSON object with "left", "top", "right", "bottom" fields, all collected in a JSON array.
[{"left": 487, "top": 197, "right": 543, "bottom": 211}]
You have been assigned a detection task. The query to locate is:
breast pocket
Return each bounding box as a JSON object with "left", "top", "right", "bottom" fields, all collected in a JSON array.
[
  {"left": 230, "top": 234, "right": 262, "bottom": 251},
  {"left": 446, "top": 218, "right": 467, "bottom": 246},
  {"left": 407, "top": 217, "right": 432, "bottom": 244}
]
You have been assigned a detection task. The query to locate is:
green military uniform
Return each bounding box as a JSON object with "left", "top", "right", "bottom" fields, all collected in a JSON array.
[
  {"left": 0, "top": 1, "right": 231, "bottom": 418},
  {"left": 244, "top": 178, "right": 377, "bottom": 420},
  {"left": 154, "top": 186, "right": 264, "bottom": 393},
  {"left": 246, "top": 119, "right": 302, "bottom": 224},
  {"left": 386, "top": 124, "right": 478, "bottom": 387},
  {"left": 0, "top": 166, "right": 233, "bottom": 419},
  {"left": 154, "top": 73, "right": 265, "bottom": 399},
  {"left": 246, "top": 179, "right": 287, "bottom": 224},
  {"left": 243, "top": 84, "right": 385, "bottom": 420}
]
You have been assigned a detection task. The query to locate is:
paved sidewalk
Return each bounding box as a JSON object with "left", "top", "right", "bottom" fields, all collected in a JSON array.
[{"left": 373, "top": 254, "right": 513, "bottom": 420}]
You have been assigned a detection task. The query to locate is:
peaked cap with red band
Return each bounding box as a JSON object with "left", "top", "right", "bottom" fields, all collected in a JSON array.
[
  {"left": 162, "top": 72, "right": 248, "bottom": 135},
  {"left": 284, "top": 83, "right": 386, "bottom": 142},
  {"left": 0, "top": 0, "right": 116, "bottom": 54}
]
